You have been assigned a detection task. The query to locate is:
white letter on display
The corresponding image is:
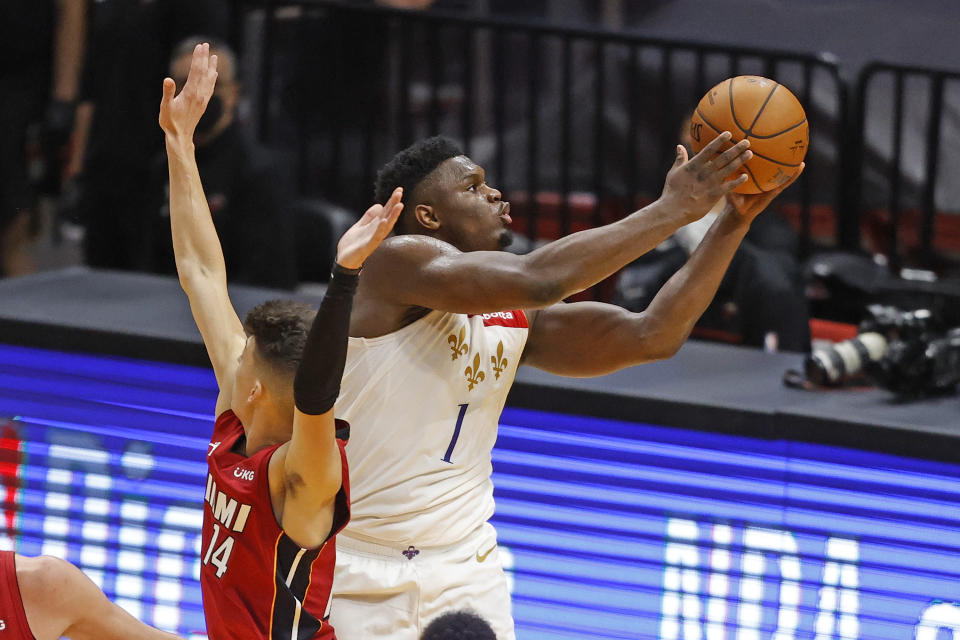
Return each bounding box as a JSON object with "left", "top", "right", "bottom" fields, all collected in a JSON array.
[
  {"left": 737, "top": 528, "right": 801, "bottom": 640},
  {"left": 660, "top": 518, "right": 702, "bottom": 640},
  {"left": 706, "top": 524, "right": 732, "bottom": 640},
  {"left": 915, "top": 603, "right": 960, "bottom": 640},
  {"left": 814, "top": 538, "right": 859, "bottom": 640}
]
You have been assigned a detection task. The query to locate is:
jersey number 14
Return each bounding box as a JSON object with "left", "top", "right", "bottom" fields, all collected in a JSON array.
[{"left": 203, "top": 523, "right": 235, "bottom": 578}]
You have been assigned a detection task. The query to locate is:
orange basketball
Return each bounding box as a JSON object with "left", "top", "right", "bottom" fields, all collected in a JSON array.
[{"left": 689, "top": 75, "right": 808, "bottom": 194}]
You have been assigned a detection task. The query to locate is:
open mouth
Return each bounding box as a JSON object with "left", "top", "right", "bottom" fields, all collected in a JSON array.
[{"left": 499, "top": 202, "right": 512, "bottom": 224}]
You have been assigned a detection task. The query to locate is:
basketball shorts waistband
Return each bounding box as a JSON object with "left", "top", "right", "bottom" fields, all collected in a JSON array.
[{"left": 336, "top": 524, "right": 494, "bottom": 560}]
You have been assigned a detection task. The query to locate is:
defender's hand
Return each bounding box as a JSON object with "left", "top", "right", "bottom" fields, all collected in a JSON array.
[
  {"left": 725, "top": 162, "right": 805, "bottom": 224},
  {"left": 658, "top": 132, "right": 752, "bottom": 223},
  {"left": 336, "top": 188, "right": 405, "bottom": 270},
  {"left": 159, "top": 43, "right": 218, "bottom": 140}
]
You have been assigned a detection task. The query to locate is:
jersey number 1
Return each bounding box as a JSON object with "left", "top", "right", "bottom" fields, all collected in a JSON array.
[{"left": 442, "top": 403, "right": 468, "bottom": 464}]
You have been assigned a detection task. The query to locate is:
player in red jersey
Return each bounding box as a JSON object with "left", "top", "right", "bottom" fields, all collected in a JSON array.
[
  {"left": 160, "top": 43, "right": 402, "bottom": 639},
  {"left": 0, "top": 551, "right": 180, "bottom": 639}
]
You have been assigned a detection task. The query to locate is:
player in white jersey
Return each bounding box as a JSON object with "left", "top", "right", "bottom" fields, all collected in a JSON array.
[{"left": 331, "top": 135, "right": 803, "bottom": 638}]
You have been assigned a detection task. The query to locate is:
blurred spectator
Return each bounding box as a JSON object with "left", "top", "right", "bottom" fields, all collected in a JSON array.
[
  {"left": 74, "top": 0, "right": 228, "bottom": 271},
  {"left": 144, "top": 37, "right": 297, "bottom": 289},
  {"left": 0, "top": 0, "right": 86, "bottom": 277},
  {"left": 421, "top": 610, "right": 497, "bottom": 640}
]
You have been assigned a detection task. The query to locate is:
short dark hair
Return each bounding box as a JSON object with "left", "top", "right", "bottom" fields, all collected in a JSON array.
[
  {"left": 242, "top": 300, "right": 316, "bottom": 378},
  {"left": 421, "top": 610, "right": 496, "bottom": 640},
  {"left": 374, "top": 136, "right": 463, "bottom": 210}
]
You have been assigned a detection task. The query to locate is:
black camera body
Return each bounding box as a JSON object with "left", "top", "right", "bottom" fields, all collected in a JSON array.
[{"left": 805, "top": 305, "right": 960, "bottom": 396}]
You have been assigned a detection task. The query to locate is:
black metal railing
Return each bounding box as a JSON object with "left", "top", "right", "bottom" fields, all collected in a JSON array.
[
  {"left": 233, "top": 0, "right": 845, "bottom": 266},
  {"left": 851, "top": 62, "right": 960, "bottom": 272}
]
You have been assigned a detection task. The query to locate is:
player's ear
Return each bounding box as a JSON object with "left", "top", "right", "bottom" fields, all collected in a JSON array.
[
  {"left": 247, "top": 380, "right": 262, "bottom": 403},
  {"left": 413, "top": 203, "right": 440, "bottom": 231}
]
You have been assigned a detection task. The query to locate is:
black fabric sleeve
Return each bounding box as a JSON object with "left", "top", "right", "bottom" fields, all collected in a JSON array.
[{"left": 293, "top": 264, "right": 360, "bottom": 415}]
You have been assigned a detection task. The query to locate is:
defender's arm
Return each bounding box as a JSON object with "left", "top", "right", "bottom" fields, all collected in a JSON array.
[{"left": 160, "top": 44, "right": 245, "bottom": 412}]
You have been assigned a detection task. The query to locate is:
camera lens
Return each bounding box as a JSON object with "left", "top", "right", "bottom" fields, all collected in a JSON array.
[{"left": 805, "top": 332, "right": 888, "bottom": 386}]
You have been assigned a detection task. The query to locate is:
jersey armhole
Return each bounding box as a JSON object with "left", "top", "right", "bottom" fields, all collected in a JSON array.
[{"left": 328, "top": 439, "right": 351, "bottom": 540}]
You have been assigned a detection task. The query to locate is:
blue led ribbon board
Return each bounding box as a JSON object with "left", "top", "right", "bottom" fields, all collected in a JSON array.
[{"left": 1, "top": 343, "right": 959, "bottom": 638}]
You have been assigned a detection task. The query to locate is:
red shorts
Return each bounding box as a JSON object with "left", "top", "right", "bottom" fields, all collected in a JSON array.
[{"left": 0, "top": 551, "right": 34, "bottom": 640}]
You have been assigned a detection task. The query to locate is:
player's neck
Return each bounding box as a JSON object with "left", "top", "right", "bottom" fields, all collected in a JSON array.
[{"left": 243, "top": 408, "right": 291, "bottom": 456}]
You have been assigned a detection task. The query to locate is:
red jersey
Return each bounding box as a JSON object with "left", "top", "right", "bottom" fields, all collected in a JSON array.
[
  {"left": 0, "top": 552, "right": 33, "bottom": 640},
  {"left": 201, "top": 411, "right": 350, "bottom": 640}
]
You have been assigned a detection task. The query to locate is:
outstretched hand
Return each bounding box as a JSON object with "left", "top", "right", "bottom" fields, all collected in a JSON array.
[
  {"left": 159, "top": 43, "right": 218, "bottom": 140},
  {"left": 336, "top": 188, "right": 405, "bottom": 270},
  {"left": 659, "top": 132, "right": 753, "bottom": 224},
  {"left": 725, "top": 162, "right": 805, "bottom": 223}
]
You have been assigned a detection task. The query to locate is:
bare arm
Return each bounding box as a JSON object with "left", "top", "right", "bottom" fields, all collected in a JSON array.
[
  {"left": 523, "top": 168, "right": 804, "bottom": 376},
  {"left": 159, "top": 44, "right": 245, "bottom": 411},
  {"left": 365, "top": 136, "right": 752, "bottom": 314},
  {"left": 18, "top": 555, "right": 181, "bottom": 640},
  {"left": 51, "top": 0, "right": 86, "bottom": 103},
  {"left": 272, "top": 192, "right": 403, "bottom": 548}
]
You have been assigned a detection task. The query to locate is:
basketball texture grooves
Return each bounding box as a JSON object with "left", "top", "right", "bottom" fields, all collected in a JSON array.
[{"left": 689, "top": 75, "right": 808, "bottom": 194}]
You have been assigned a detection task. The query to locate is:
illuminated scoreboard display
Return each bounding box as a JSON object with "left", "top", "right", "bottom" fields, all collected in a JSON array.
[{"left": 1, "top": 343, "right": 959, "bottom": 639}]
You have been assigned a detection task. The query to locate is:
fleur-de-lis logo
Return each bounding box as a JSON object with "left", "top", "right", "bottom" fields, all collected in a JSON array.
[
  {"left": 464, "top": 352, "right": 485, "bottom": 390},
  {"left": 447, "top": 327, "right": 469, "bottom": 360},
  {"left": 491, "top": 341, "right": 508, "bottom": 380}
]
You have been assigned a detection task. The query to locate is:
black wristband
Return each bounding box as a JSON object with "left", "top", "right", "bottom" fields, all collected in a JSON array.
[
  {"left": 332, "top": 262, "right": 362, "bottom": 278},
  {"left": 293, "top": 264, "right": 360, "bottom": 415}
]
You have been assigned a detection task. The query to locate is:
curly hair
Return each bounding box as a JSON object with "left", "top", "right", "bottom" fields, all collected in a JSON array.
[
  {"left": 242, "top": 299, "right": 316, "bottom": 378},
  {"left": 374, "top": 136, "right": 463, "bottom": 228},
  {"left": 420, "top": 610, "right": 496, "bottom": 640}
]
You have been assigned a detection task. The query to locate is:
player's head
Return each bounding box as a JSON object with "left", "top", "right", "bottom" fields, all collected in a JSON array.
[
  {"left": 375, "top": 136, "right": 512, "bottom": 252},
  {"left": 421, "top": 609, "right": 497, "bottom": 640},
  {"left": 170, "top": 35, "right": 241, "bottom": 145},
  {"left": 233, "top": 300, "right": 315, "bottom": 433}
]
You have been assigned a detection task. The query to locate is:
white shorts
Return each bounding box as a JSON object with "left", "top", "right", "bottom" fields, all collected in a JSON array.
[{"left": 329, "top": 522, "right": 515, "bottom": 639}]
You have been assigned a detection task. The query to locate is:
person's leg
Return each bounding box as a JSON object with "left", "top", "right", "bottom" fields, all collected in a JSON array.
[
  {"left": 16, "top": 554, "right": 179, "bottom": 640},
  {"left": 1, "top": 212, "right": 36, "bottom": 277},
  {"left": 79, "top": 166, "right": 153, "bottom": 271},
  {"left": 0, "top": 95, "right": 39, "bottom": 278},
  {"left": 420, "top": 523, "right": 516, "bottom": 640},
  {"left": 330, "top": 542, "right": 421, "bottom": 640}
]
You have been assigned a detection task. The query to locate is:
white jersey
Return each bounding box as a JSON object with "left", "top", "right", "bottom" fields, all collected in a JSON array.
[{"left": 335, "top": 308, "right": 529, "bottom": 547}]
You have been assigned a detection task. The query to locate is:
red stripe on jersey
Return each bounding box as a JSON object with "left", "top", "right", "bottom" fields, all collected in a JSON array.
[{"left": 468, "top": 310, "right": 529, "bottom": 328}]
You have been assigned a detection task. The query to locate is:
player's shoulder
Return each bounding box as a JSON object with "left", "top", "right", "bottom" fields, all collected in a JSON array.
[
  {"left": 372, "top": 234, "right": 460, "bottom": 263},
  {"left": 362, "top": 235, "right": 460, "bottom": 291}
]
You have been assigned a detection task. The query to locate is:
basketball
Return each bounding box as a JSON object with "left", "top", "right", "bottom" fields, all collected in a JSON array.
[{"left": 689, "top": 75, "right": 808, "bottom": 194}]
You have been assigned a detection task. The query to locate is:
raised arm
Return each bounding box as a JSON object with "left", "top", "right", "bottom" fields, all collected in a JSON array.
[
  {"left": 364, "top": 135, "right": 751, "bottom": 315},
  {"left": 159, "top": 44, "right": 245, "bottom": 407},
  {"left": 272, "top": 191, "right": 403, "bottom": 549},
  {"left": 522, "top": 167, "right": 804, "bottom": 376}
]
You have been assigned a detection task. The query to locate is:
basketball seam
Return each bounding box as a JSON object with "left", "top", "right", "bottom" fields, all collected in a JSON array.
[
  {"left": 743, "top": 163, "right": 763, "bottom": 193},
  {"left": 748, "top": 149, "right": 804, "bottom": 168},
  {"left": 695, "top": 107, "right": 803, "bottom": 166},
  {"left": 748, "top": 118, "right": 807, "bottom": 140},
  {"left": 694, "top": 107, "right": 724, "bottom": 137},
  {"left": 728, "top": 79, "right": 750, "bottom": 133},
  {"left": 745, "top": 83, "right": 780, "bottom": 135}
]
